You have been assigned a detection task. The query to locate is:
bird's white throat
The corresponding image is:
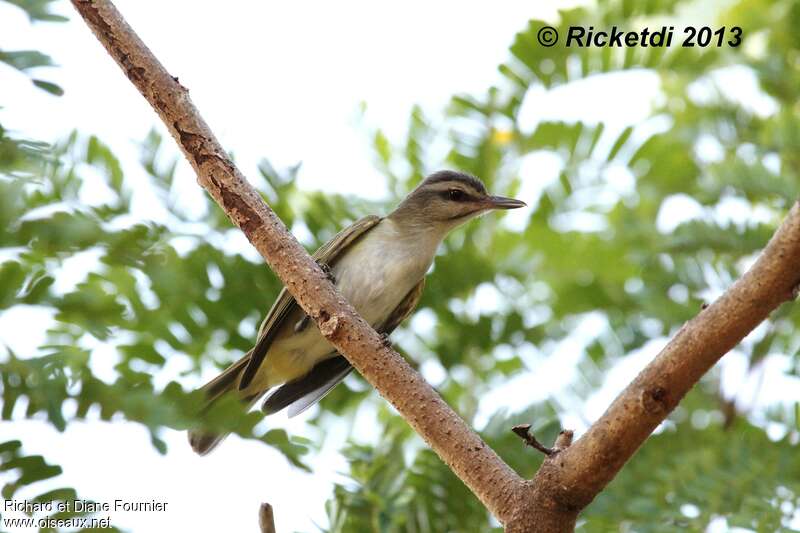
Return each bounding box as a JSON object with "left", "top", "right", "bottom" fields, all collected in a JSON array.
[{"left": 332, "top": 218, "right": 441, "bottom": 326}]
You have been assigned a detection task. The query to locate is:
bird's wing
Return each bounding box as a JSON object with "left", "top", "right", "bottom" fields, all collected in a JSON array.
[
  {"left": 238, "top": 215, "right": 383, "bottom": 390},
  {"left": 260, "top": 355, "right": 351, "bottom": 415},
  {"left": 375, "top": 276, "right": 425, "bottom": 336},
  {"left": 260, "top": 278, "right": 426, "bottom": 417}
]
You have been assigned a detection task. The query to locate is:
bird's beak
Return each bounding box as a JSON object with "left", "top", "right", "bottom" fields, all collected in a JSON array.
[{"left": 485, "top": 195, "right": 527, "bottom": 210}]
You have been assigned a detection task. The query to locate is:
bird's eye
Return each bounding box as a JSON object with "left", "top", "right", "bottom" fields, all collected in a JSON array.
[{"left": 448, "top": 189, "right": 466, "bottom": 201}]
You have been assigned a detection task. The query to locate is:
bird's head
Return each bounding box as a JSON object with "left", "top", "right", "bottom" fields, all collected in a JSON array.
[{"left": 389, "top": 170, "right": 526, "bottom": 231}]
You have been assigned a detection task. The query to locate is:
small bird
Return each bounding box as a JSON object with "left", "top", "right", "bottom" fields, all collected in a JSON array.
[{"left": 188, "top": 170, "right": 525, "bottom": 454}]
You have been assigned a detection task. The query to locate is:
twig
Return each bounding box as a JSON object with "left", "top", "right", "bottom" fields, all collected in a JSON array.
[
  {"left": 259, "top": 503, "right": 276, "bottom": 533},
  {"left": 512, "top": 425, "right": 574, "bottom": 456},
  {"left": 512, "top": 424, "right": 553, "bottom": 456},
  {"left": 553, "top": 429, "right": 574, "bottom": 450}
]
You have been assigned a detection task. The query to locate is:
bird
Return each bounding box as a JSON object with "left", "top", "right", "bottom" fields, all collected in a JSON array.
[{"left": 188, "top": 170, "right": 526, "bottom": 455}]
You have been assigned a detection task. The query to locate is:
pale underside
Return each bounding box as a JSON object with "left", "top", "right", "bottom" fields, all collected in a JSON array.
[{"left": 236, "top": 215, "right": 442, "bottom": 413}]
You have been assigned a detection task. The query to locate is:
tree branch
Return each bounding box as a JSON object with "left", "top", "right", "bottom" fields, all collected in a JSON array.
[
  {"left": 556, "top": 201, "right": 800, "bottom": 507},
  {"left": 259, "top": 503, "right": 276, "bottom": 533},
  {"left": 69, "top": 0, "right": 523, "bottom": 525},
  {"left": 512, "top": 201, "right": 800, "bottom": 532},
  {"left": 70, "top": 1, "right": 800, "bottom": 531}
]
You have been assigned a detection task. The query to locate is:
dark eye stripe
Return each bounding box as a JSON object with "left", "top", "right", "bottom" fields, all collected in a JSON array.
[{"left": 441, "top": 190, "right": 465, "bottom": 202}]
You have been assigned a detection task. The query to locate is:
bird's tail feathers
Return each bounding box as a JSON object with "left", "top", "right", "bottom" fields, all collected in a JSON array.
[{"left": 188, "top": 352, "right": 266, "bottom": 456}]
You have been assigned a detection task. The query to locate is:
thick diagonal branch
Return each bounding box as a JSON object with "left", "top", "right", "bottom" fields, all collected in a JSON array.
[
  {"left": 69, "top": 0, "right": 523, "bottom": 524},
  {"left": 557, "top": 201, "right": 800, "bottom": 504},
  {"left": 71, "top": 1, "right": 800, "bottom": 532},
  {"left": 512, "top": 201, "right": 800, "bottom": 532}
]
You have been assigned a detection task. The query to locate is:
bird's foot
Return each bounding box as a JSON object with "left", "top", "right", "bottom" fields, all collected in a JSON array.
[
  {"left": 294, "top": 263, "right": 336, "bottom": 333},
  {"left": 317, "top": 260, "right": 336, "bottom": 284},
  {"left": 379, "top": 332, "right": 393, "bottom": 349}
]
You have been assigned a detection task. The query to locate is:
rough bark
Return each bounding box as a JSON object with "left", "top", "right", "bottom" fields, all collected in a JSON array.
[
  {"left": 69, "top": 0, "right": 523, "bottom": 524},
  {"left": 508, "top": 202, "right": 800, "bottom": 532},
  {"left": 538, "top": 200, "right": 800, "bottom": 512},
  {"left": 70, "top": 1, "right": 800, "bottom": 531}
]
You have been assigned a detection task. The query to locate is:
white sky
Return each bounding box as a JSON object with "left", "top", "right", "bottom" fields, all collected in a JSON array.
[{"left": 1, "top": 1, "right": 795, "bottom": 532}]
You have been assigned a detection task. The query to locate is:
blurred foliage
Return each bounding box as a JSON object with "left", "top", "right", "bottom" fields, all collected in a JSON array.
[
  {"left": 2, "top": 0, "right": 800, "bottom": 531},
  {"left": 0, "top": 0, "right": 64, "bottom": 96},
  {"left": 585, "top": 402, "right": 800, "bottom": 532},
  {"left": 1, "top": 125, "right": 313, "bottom": 462},
  {"left": 327, "top": 0, "right": 800, "bottom": 530},
  {"left": 0, "top": 439, "right": 122, "bottom": 531}
]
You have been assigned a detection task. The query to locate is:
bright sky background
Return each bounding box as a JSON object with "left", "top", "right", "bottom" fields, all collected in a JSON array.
[{"left": 1, "top": 1, "right": 795, "bottom": 532}]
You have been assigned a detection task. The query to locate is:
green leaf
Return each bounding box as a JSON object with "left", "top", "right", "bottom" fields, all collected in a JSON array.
[
  {"left": 607, "top": 125, "right": 633, "bottom": 161},
  {"left": 4, "top": 0, "right": 69, "bottom": 22},
  {"left": 0, "top": 49, "right": 54, "bottom": 71},
  {"left": 32, "top": 78, "right": 63, "bottom": 95}
]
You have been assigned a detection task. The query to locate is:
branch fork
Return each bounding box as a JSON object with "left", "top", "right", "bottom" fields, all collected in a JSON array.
[{"left": 68, "top": 3, "right": 800, "bottom": 531}]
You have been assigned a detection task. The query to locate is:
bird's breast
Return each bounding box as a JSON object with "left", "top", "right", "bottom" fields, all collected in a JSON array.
[
  {"left": 260, "top": 220, "right": 439, "bottom": 388},
  {"left": 332, "top": 227, "right": 433, "bottom": 326}
]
